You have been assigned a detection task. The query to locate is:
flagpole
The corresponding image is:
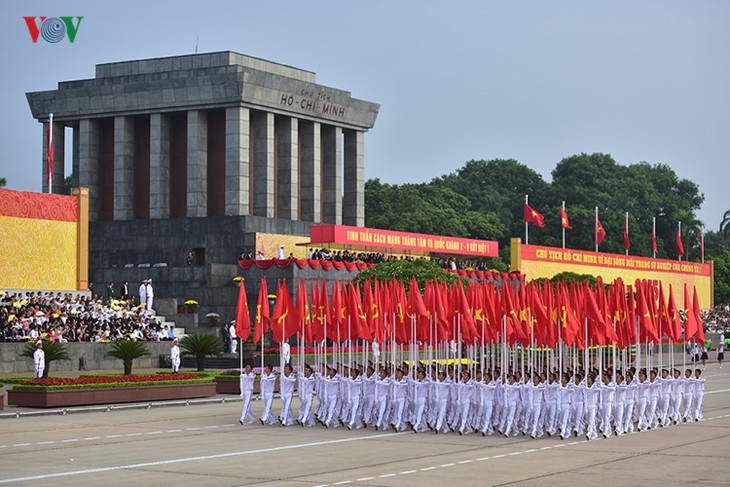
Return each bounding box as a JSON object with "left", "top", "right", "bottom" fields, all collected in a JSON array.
[
  {"left": 525, "top": 195, "right": 529, "bottom": 245},
  {"left": 562, "top": 201, "right": 566, "bottom": 249},
  {"left": 700, "top": 229, "right": 705, "bottom": 263},
  {"left": 678, "top": 221, "right": 682, "bottom": 262},
  {"left": 625, "top": 212, "right": 629, "bottom": 256},
  {"left": 594, "top": 207, "right": 599, "bottom": 253},
  {"left": 48, "top": 113, "right": 53, "bottom": 194},
  {"left": 652, "top": 217, "right": 657, "bottom": 259}
]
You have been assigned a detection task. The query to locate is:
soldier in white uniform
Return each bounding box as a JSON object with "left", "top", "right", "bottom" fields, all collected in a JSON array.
[
  {"left": 278, "top": 363, "right": 297, "bottom": 426},
  {"left": 297, "top": 364, "right": 316, "bottom": 427},
  {"left": 693, "top": 368, "right": 705, "bottom": 421},
  {"left": 239, "top": 364, "right": 256, "bottom": 425},
  {"left": 259, "top": 365, "right": 277, "bottom": 425},
  {"left": 584, "top": 374, "right": 601, "bottom": 441},
  {"left": 170, "top": 338, "right": 181, "bottom": 374},
  {"left": 33, "top": 340, "right": 45, "bottom": 379},
  {"left": 374, "top": 368, "right": 392, "bottom": 431},
  {"left": 682, "top": 368, "right": 695, "bottom": 422}
]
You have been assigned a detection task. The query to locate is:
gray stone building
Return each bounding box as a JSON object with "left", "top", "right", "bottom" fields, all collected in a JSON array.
[{"left": 25, "top": 52, "right": 379, "bottom": 327}]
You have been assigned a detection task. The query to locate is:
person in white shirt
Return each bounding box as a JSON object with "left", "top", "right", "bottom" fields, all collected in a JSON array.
[
  {"left": 259, "top": 365, "right": 277, "bottom": 425},
  {"left": 584, "top": 374, "right": 601, "bottom": 441},
  {"left": 239, "top": 364, "right": 256, "bottom": 425},
  {"left": 229, "top": 322, "right": 238, "bottom": 354},
  {"left": 411, "top": 369, "right": 430, "bottom": 433},
  {"left": 297, "top": 364, "right": 316, "bottom": 427},
  {"left": 374, "top": 368, "right": 392, "bottom": 431},
  {"left": 170, "top": 338, "right": 180, "bottom": 374},
  {"left": 33, "top": 340, "right": 45, "bottom": 379},
  {"left": 693, "top": 368, "right": 705, "bottom": 421},
  {"left": 138, "top": 280, "right": 147, "bottom": 309},
  {"left": 682, "top": 369, "right": 695, "bottom": 423},
  {"left": 717, "top": 341, "right": 725, "bottom": 369},
  {"left": 145, "top": 279, "right": 154, "bottom": 312},
  {"left": 556, "top": 373, "right": 573, "bottom": 440},
  {"left": 346, "top": 368, "right": 364, "bottom": 430},
  {"left": 279, "top": 364, "right": 297, "bottom": 426},
  {"left": 277, "top": 245, "right": 285, "bottom": 260}
]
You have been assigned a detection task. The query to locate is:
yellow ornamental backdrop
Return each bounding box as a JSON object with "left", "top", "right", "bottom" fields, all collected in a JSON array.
[
  {"left": 254, "top": 233, "right": 309, "bottom": 259},
  {"left": 0, "top": 216, "right": 78, "bottom": 290},
  {"left": 0, "top": 188, "right": 87, "bottom": 291}
]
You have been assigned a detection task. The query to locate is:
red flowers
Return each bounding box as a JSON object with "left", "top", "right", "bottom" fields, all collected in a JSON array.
[{"left": 22, "top": 374, "right": 198, "bottom": 386}]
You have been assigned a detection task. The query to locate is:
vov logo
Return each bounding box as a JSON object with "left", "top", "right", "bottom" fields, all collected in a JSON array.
[{"left": 23, "top": 17, "right": 83, "bottom": 44}]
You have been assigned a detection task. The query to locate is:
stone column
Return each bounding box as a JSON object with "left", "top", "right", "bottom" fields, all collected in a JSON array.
[
  {"left": 113, "top": 116, "right": 134, "bottom": 220},
  {"left": 225, "top": 106, "right": 250, "bottom": 216},
  {"left": 276, "top": 116, "right": 298, "bottom": 220},
  {"left": 187, "top": 110, "right": 208, "bottom": 217},
  {"left": 321, "top": 124, "right": 342, "bottom": 224},
  {"left": 251, "top": 111, "right": 275, "bottom": 218},
  {"left": 41, "top": 121, "right": 65, "bottom": 194},
  {"left": 78, "top": 119, "right": 99, "bottom": 221},
  {"left": 299, "top": 121, "right": 321, "bottom": 223},
  {"left": 343, "top": 130, "right": 365, "bottom": 227},
  {"left": 150, "top": 113, "right": 170, "bottom": 219},
  {"left": 71, "top": 122, "right": 80, "bottom": 190}
]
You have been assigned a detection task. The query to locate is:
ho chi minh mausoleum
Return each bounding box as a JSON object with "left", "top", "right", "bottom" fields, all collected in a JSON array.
[{"left": 26, "top": 51, "right": 379, "bottom": 324}]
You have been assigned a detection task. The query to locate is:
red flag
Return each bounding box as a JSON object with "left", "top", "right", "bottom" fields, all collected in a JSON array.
[
  {"left": 676, "top": 227, "right": 685, "bottom": 257},
  {"left": 652, "top": 220, "right": 658, "bottom": 255},
  {"left": 297, "top": 280, "right": 312, "bottom": 342},
  {"left": 595, "top": 214, "right": 606, "bottom": 246},
  {"left": 523, "top": 203, "right": 545, "bottom": 228},
  {"left": 46, "top": 120, "right": 54, "bottom": 189},
  {"left": 234, "top": 278, "right": 251, "bottom": 341},
  {"left": 636, "top": 280, "right": 659, "bottom": 343},
  {"left": 253, "top": 278, "right": 270, "bottom": 344},
  {"left": 623, "top": 217, "right": 630, "bottom": 252},
  {"left": 347, "top": 282, "right": 371, "bottom": 341},
  {"left": 272, "top": 280, "right": 299, "bottom": 343},
  {"left": 692, "top": 287, "right": 705, "bottom": 344},
  {"left": 557, "top": 282, "right": 580, "bottom": 347},
  {"left": 393, "top": 281, "right": 409, "bottom": 344},
  {"left": 666, "top": 285, "right": 682, "bottom": 343},
  {"left": 560, "top": 206, "right": 572, "bottom": 230}
]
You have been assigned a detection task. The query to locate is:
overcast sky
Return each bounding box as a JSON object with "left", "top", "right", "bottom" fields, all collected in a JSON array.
[{"left": 1, "top": 0, "right": 728, "bottom": 229}]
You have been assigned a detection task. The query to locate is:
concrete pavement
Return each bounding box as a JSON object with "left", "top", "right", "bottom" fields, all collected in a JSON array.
[{"left": 1, "top": 364, "right": 729, "bottom": 486}]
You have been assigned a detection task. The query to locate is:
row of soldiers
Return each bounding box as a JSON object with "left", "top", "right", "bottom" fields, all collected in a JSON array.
[{"left": 238, "top": 361, "right": 706, "bottom": 441}]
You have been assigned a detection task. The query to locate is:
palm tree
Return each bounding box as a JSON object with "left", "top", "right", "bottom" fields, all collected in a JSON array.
[
  {"left": 106, "top": 340, "right": 151, "bottom": 375},
  {"left": 180, "top": 334, "right": 223, "bottom": 371},
  {"left": 20, "top": 340, "right": 70, "bottom": 378},
  {"left": 721, "top": 210, "right": 730, "bottom": 241}
]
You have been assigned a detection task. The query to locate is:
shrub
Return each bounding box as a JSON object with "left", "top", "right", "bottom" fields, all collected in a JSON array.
[
  {"left": 20, "top": 340, "right": 70, "bottom": 378},
  {"left": 105, "top": 340, "right": 151, "bottom": 375},
  {"left": 180, "top": 334, "right": 223, "bottom": 371}
]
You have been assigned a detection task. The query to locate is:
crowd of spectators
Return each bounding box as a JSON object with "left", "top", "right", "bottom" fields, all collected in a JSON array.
[
  {"left": 435, "top": 257, "right": 501, "bottom": 271},
  {"left": 0, "top": 291, "right": 174, "bottom": 343},
  {"left": 703, "top": 304, "right": 730, "bottom": 334}
]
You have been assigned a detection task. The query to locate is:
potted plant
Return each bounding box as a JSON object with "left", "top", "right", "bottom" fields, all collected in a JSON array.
[
  {"left": 184, "top": 299, "right": 199, "bottom": 314},
  {"left": 205, "top": 312, "right": 221, "bottom": 327}
]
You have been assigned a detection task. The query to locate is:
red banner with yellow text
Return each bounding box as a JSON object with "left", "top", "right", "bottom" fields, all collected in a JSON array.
[{"left": 511, "top": 238, "right": 713, "bottom": 308}]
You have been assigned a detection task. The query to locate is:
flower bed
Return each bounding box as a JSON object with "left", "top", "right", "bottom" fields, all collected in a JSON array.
[{"left": 8, "top": 374, "right": 216, "bottom": 408}]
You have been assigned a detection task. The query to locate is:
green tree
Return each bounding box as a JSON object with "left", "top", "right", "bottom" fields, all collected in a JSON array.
[
  {"left": 547, "top": 154, "right": 704, "bottom": 258},
  {"left": 20, "top": 340, "right": 70, "bottom": 378},
  {"left": 434, "top": 159, "right": 550, "bottom": 247},
  {"left": 709, "top": 250, "right": 730, "bottom": 304},
  {"left": 720, "top": 210, "right": 730, "bottom": 242},
  {"left": 180, "top": 334, "right": 223, "bottom": 371},
  {"left": 0, "top": 177, "right": 6, "bottom": 188},
  {"left": 64, "top": 175, "right": 73, "bottom": 195},
  {"left": 106, "top": 340, "right": 151, "bottom": 375}
]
